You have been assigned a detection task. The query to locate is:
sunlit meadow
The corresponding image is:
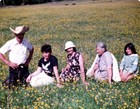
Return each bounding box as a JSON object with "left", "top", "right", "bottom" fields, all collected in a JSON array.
[{"left": 0, "top": 0, "right": 140, "bottom": 108}]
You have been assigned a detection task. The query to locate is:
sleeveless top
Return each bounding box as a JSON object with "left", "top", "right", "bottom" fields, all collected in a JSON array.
[{"left": 67, "top": 52, "right": 80, "bottom": 73}]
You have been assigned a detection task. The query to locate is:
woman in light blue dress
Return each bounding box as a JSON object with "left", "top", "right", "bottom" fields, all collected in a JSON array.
[{"left": 120, "top": 43, "right": 139, "bottom": 82}]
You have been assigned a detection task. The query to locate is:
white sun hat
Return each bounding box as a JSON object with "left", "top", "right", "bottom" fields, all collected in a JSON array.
[
  {"left": 65, "top": 41, "right": 76, "bottom": 50},
  {"left": 10, "top": 26, "right": 29, "bottom": 35}
]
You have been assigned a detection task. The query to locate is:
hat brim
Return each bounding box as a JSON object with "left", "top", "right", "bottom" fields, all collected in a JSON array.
[
  {"left": 10, "top": 28, "right": 16, "bottom": 34},
  {"left": 10, "top": 26, "right": 29, "bottom": 35},
  {"left": 65, "top": 46, "right": 76, "bottom": 51}
]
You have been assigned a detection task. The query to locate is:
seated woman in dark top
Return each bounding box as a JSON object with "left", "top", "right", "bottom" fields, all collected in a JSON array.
[{"left": 26, "top": 44, "right": 62, "bottom": 87}]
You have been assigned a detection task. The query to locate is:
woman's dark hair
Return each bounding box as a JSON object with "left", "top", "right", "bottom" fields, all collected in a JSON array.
[
  {"left": 73, "top": 47, "right": 77, "bottom": 52},
  {"left": 124, "top": 43, "right": 137, "bottom": 55},
  {"left": 41, "top": 44, "right": 52, "bottom": 53}
]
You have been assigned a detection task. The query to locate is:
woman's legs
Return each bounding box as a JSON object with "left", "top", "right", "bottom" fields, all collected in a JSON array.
[
  {"left": 30, "top": 72, "right": 54, "bottom": 87},
  {"left": 60, "top": 69, "right": 80, "bottom": 83},
  {"left": 120, "top": 72, "right": 134, "bottom": 82},
  {"left": 125, "top": 74, "right": 134, "bottom": 82},
  {"left": 60, "top": 70, "right": 70, "bottom": 82}
]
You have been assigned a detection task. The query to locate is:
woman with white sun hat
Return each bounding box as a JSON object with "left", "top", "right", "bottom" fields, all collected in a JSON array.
[{"left": 60, "top": 41, "right": 89, "bottom": 85}]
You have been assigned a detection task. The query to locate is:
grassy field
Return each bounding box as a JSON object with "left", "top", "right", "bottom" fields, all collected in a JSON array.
[{"left": 0, "top": 0, "right": 140, "bottom": 108}]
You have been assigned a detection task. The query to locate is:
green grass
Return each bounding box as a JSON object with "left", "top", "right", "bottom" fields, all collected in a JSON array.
[{"left": 0, "top": 0, "right": 140, "bottom": 108}]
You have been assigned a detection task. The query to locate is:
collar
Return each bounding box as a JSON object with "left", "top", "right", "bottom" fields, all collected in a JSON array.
[
  {"left": 125, "top": 54, "right": 138, "bottom": 57},
  {"left": 129, "top": 54, "right": 138, "bottom": 57},
  {"left": 13, "top": 38, "right": 25, "bottom": 44}
]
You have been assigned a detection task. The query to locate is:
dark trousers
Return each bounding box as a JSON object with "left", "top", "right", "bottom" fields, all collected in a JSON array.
[{"left": 3, "top": 64, "right": 29, "bottom": 86}]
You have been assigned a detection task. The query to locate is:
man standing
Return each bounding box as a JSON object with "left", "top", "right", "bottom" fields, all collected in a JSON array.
[{"left": 0, "top": 26, "right": 34, "bottom": 86}]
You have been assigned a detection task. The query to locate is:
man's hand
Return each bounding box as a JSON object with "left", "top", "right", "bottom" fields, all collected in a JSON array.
[{"left": 7, "top": 62, "right": 18, "bottom": 69}]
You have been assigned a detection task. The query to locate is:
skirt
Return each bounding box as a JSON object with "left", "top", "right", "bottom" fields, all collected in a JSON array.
[{"left": 30, "top": 72, "right": 55, "bottom": 87}]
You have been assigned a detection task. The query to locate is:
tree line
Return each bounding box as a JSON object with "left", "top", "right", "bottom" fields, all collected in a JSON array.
[{"left": 0, "top": 0, "right": 63, "bottom": 6}]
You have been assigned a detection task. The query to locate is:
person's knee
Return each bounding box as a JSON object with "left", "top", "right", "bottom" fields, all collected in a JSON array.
[
  {"left": 121, "top": 78, "right": 127, "bottom": 82},
  {"left": 60, "top": 78, "right": 65, "bottom": 82},
  {"left": 121, "top": 76, "right": 128, "bottom": 82},
  {"left": 126, "top": 75, "right": 134, "bottom": 82}
]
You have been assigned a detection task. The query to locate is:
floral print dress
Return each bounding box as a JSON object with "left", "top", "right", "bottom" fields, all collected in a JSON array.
[{"left": 60, "top": 52, "right": 81, "bottom": 81}]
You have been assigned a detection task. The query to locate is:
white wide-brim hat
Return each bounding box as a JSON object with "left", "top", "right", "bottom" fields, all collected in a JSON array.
[
  {"left": 10, "top": 26, "right": 29, "bottom": 35},
  {"left": 65, "top": 41, "right": 76, "bottom": 50}
]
